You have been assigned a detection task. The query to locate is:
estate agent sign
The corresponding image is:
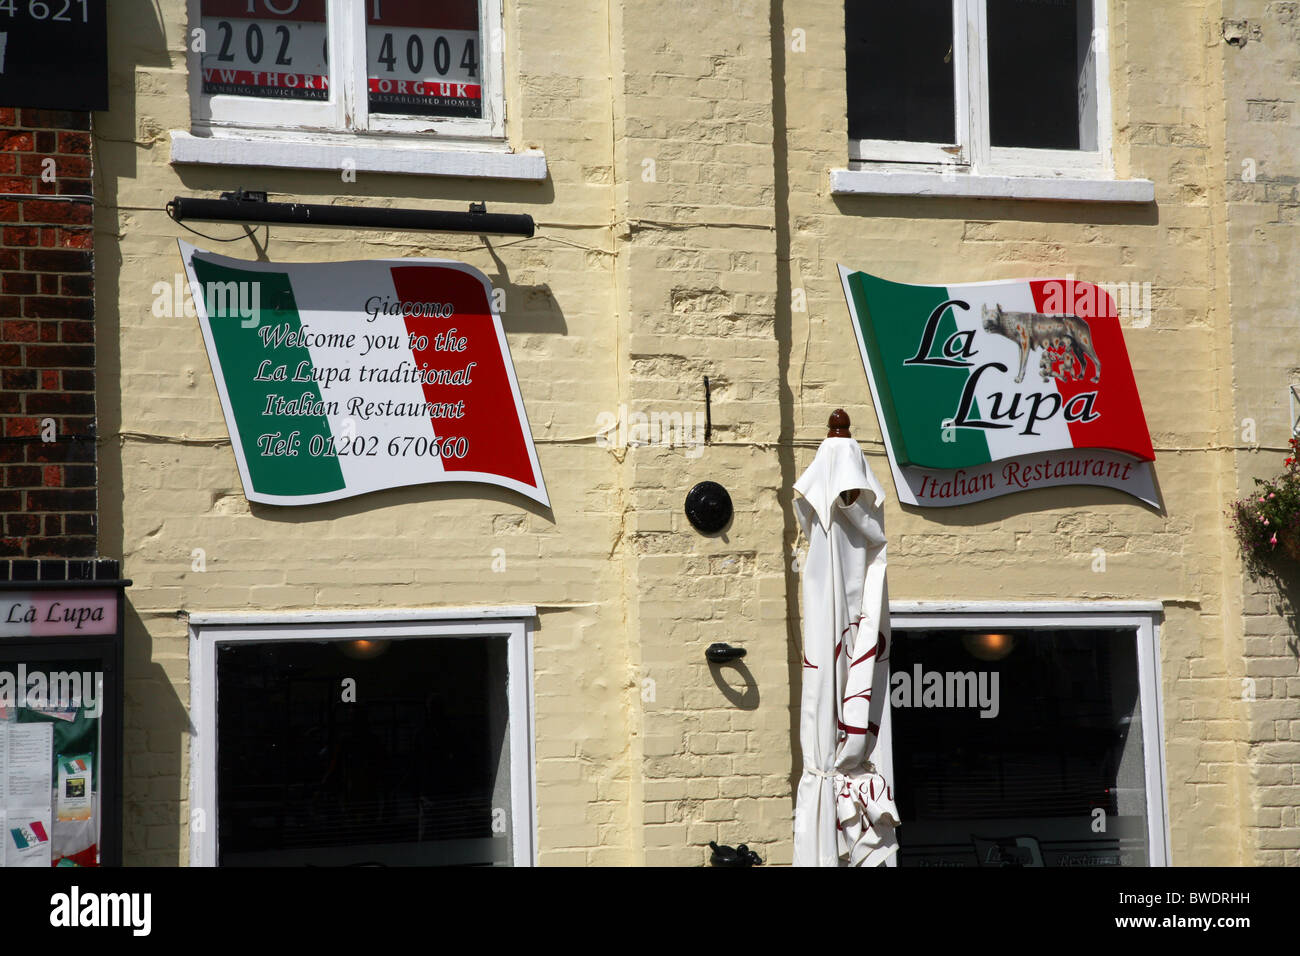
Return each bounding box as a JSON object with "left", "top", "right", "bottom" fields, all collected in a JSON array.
[
  {"left": 179, "top": 241, "right": 548, "bottom": 507},
  {"left": 839, "top": 268, "right": 1156, "bottom": 508}
]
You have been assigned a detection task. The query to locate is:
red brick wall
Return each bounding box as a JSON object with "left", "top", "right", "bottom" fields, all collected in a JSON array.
[{"left": 0, "top": 107, "right": 96, "bottom": 559}]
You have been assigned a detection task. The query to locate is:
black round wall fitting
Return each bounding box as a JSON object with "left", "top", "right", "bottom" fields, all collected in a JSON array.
[
  {"left": 705, "top": 643, "right": 746, "bottom": 664},
  {"left": 684, "top": 481, "right": 733, "bottom": 534}
]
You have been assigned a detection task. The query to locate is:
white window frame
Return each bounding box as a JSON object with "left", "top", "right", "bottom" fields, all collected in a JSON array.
[
  {"left": 187, "top": 606, "right": 537, "bottom": 867},
  {"left": 185, "top": 0, "right": 506, "bottom": 141},
  {"left": 850, "top": 0, "right": 1114, "bottom": 182},
  {"left": 886, "top": 601, "right": 1171, "bottom": 867}
]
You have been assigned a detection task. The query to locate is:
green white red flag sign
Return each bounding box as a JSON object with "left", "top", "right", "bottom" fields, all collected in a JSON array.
[
  {"left": 839, "top": 267, "right": 1157, "bottom": 508},
  {"left": 179, "top": 241, "right": 548, "bottom": 507}
]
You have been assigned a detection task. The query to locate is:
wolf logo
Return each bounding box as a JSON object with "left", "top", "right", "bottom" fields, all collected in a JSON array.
[{"left": 981, "top": 303, "right": 1102, "bottom": 384}]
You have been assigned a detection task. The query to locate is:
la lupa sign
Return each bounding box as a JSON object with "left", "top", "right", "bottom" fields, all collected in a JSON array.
[{"left": 839, "top": 268, "right": 1157, "bottom": 508}]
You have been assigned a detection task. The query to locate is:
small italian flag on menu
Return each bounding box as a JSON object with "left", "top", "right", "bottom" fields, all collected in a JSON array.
[
  {"left": 839, "top": 267, "right": 1158, "bottom": 508},
  {"left": 10, "top": 821, "right": 48, "bottom": 849}
]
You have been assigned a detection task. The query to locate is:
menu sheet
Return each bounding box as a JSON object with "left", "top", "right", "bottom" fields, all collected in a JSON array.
[{"left": 0, "top": 723, "right": 53, "bottom": 866}]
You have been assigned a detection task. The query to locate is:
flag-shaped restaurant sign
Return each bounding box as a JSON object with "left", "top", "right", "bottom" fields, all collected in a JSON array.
[
  {"left": 179, "top": 241, "right": 548, "bottom": 507},
  {"left": 839, "top": 267, "right": 1157, "bottom": 508}
]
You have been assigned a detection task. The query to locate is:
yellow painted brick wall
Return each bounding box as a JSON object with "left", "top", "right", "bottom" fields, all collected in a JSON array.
[
  {"left": 105, "top": 0, "right": 632, "bottom": 865},
  {"left": 777, "top": 0, "right": 1253, "bottom": 865},
  {"left": 1223, "top": 0, "right": 1300, "bottom": 866},
  {"left": 98, "top": 0, "right": 1286, "bottom": 866}
]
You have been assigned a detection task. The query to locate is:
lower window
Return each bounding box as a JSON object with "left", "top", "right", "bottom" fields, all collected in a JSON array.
[
  {"left": 189, "top": 611, "right": 535, "bottom": 866},
  {"left": 887, "top": 605, "right": 1168, "bottom": 867}
]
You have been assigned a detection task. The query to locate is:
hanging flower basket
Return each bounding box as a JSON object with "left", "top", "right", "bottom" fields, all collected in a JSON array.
[{"left": 1231, "top": 437, "right": 1300, "bottom": 573}]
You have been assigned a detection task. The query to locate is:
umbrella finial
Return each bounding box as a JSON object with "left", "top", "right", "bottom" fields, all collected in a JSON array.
[{"left": 828, "top": 409, "right": 851, "bottom": 437}]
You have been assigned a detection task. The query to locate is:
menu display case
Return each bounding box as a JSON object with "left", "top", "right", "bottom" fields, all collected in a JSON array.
[{"left": 0, "top": 581, "right": 126, "bottom": 867}]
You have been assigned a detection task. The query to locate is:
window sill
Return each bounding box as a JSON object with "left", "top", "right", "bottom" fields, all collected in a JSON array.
[
  {"left": 186, "top": 605, "right": 538, "bottom": 626},
  {"left": 891, "top": 600, "right": 1164, "bottom": 615},
  {"left": 170, "top": 130, "right": 548, "bottom": 181},
  {"left": 830, "top": 168, "right": 1154, "bottom": 204}
]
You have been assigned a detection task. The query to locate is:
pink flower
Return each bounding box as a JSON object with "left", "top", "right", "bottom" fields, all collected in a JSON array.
[
  {"left": 1271, "top": 534, "right": 1278, "bottom": 546},
  {"left": 1270, "top": 493, "right": 1276, "bottom": 499},
  {"left": 1263, "top": 518, "right": 1270, "bottom": 525}
]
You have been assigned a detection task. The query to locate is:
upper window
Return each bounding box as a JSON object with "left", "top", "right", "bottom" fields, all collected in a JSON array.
[
  {"left": 189, "top": 0, "right": 505, "bottom": 140},
  {"left": 847, "top": 0, "right": 1110, "bottom": 177}
]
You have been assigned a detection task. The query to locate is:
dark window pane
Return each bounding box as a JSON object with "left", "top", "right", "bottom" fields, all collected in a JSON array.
[
  {"left": 847, "top": 1, "right": 956, "bottom": 144},
  {"left": 216, "top": 635, "right": 512, "bottom": 866},
  {"left": 987, "top": 0, "right": 1095, "bottom": 149},
  {"left": 891, "top": 628, "right": 1150, "bottom": 867}
]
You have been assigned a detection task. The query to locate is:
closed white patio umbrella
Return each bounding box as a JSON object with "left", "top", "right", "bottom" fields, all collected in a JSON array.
[{"left": 792, "top": 410, "right": 899, "bottom": 867}]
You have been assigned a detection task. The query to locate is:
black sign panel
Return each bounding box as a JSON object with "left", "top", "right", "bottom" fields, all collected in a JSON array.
[{"left": 0, "top": 0, "right": 107, "bottom": 111}]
